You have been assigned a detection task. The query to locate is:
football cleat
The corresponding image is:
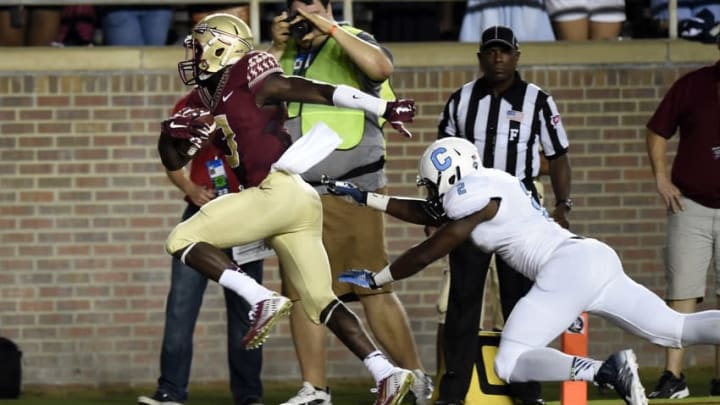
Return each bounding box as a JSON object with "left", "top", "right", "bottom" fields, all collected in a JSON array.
[
  {"left": 374, "top": 368, "right": 415, "bottom": 405},
  {"left": 137, "top": 391, "right": 184, "bottom": 405},
  {"left": 280, "top": 381, "right": 332, "bottom": 405},
  {"left": 594, "top": 349, "right": 647, "bottom": 405},
  {"left": 410, "top": 369, "right": 433, "bottom": 405},
  {"left": 647, "top": 370, "right": 690, "bottom": 399},
  {"left": 242, "top": 294, "right": 292, "bottom": 350}
]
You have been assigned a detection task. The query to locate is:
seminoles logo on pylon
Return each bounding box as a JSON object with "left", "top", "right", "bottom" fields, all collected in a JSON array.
[{"left": 567, "top": 315, "right": 585, "bottom": 334}]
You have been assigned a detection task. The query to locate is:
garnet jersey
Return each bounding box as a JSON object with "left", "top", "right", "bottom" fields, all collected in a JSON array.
[
  {"left": 185, "top": 50, "right": 291, "bottom": 188},
  {"left": 443, "top": 169, "right": 574, "bottom": 280},
  {"left": 170, "top": 93, "right": 242, "bottom": 197}
]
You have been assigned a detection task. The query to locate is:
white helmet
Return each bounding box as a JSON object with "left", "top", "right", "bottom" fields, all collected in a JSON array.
[
  {"left": 178, "top": 13, "right": 254, "bottom": 85},
  {"left": 417, "top": 137, "right": 481, "bottom": 201}
]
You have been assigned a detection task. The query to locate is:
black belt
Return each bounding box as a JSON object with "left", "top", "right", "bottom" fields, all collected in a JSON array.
[{"left": 308, "top": 156, "right": 385, "bottom": 186}]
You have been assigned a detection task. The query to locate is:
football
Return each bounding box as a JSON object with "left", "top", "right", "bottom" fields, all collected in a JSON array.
[{"left": 162, "top": 106, "right": 217, "bottom": 157}]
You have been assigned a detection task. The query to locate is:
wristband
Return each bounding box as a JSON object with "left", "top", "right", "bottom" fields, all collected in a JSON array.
[
  {"left": 328, "top": 24, "right": 338, "bottom": 37},
  {"left": 332, "top": 84, "right": 386, "bottom": 117},
  {"left": 366, "top": 192, "right": 390, "bottom": 211},
  {"left": 373, "top": 265, "right": 394, "bottom": 286}
]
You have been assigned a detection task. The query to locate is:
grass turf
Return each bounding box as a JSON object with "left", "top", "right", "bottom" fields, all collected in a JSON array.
[{"left": 3, "top": 367, "right": 720, "bottom": 404}]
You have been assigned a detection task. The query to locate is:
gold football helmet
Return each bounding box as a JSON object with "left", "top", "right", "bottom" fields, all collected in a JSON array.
[{"left": 178, "top": 13, "right": 254, "bottom": 85}]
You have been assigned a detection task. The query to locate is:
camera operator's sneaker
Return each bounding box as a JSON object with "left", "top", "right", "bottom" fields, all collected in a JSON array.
[
  {"left": 594, "top": 350, "right": 647, "bottom": 405},
  {"left": 280, "top": 381, "right": 332, "bottom": 405},
  {"left": 647, "top": 370, "right": 689, "bottom": 399},
  {"left": 710, "top": 378, "right": 720, "bottom": 396},
  {"left": 242, "top": 294, "right": 292, "bottom": 349},
  {"left": 137, "top": 391, "right": 184, "bottom": 405},
  {"left": 374, "top": 368, "right": 415, "bottom": 405},
  {"left": 410, "top": 369, "right": 434, "bottom": 405},
  {"left": 515, "top": 400, "right": 545, "bottom": 405}
]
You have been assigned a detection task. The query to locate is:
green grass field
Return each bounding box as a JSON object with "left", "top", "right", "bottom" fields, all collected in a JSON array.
[{"left": 3, "top": 367, "right": 720, "bottom": 404}]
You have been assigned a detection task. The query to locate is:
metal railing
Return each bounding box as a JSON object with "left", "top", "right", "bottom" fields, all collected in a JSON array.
[{"left": 2, "top": 0, "right": 680, "bottom": 42}]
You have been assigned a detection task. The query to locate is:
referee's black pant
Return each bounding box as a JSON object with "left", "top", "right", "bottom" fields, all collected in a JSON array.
[{"left": 438, "top": 239, "right": 541, "bottom": 404}]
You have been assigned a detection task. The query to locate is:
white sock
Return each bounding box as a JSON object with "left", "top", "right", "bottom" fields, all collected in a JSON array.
[
  {"left": 218, "top": 269, "right": 273, "bottom": 306},
  {"left": 363, "top": 350, "right": 395, "bottom": 383},
  {"left": 573, "top": 357, "right": 603, "bottom": 381}
]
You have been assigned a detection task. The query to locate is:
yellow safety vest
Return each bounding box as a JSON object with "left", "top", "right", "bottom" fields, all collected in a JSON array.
[{"left": 280, "top": 25, "right": 396, "bottom": 150}]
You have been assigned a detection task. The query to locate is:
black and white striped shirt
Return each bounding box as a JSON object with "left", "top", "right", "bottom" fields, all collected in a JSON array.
[{"left": 438, "top": 72, "right": 569, "bottom": 186}]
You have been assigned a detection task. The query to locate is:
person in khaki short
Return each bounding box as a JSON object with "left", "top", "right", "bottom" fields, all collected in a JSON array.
[
  {"left": 268, "top": 1, "right": 432, "bottom": 404},
  {"left": 645, "top": 35, "right": 720, "bottom": 399}
]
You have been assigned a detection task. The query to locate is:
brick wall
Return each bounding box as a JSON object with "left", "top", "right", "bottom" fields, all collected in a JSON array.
[{"left": 0, "top": 41, "right": 717, "bottom": 387}]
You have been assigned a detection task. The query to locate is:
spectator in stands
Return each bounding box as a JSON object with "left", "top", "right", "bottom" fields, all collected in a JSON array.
[
  {"left": 187, "top": 3, "right": 250, "bottom": 28},
  {"left": 101, "top": 6, "right": 174, "bottom": 46},
  {"left": 651, "top": 0, "right": 720, "bottom": 42},
  {"left": 0, "top": 5, "right": 62, "bottom": 46},
  {"left": 546, "top": 0, "right": 626, "bottom": 40},
  {"left": 459, "top": 0, "right": 555, "bottom": 42},
  {"left": 54, "top": 5, "right": 97, "bottom": 47}
]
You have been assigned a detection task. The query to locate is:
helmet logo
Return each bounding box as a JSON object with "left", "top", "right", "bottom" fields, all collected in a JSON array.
[{"left": 430, "top": 147, "right": 452, "bottom": 171}]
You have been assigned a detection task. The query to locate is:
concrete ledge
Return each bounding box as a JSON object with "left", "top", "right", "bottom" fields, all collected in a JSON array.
[{"left": 0, "top": 39, "right": 716, "bottom": 72}]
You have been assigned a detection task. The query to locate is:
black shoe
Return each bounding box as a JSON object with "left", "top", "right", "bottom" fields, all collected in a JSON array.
[
  {"left": 710, "top": 378, "right": 720, "bottom": 396},
  {"left": 137, "top": 391, "right": 184, "bottom": 405},
  {"left": 594, "top": 350, "right": 647, "bottom": 405},
  {"left": 237, "top": 397, "right": 264, "bottom": 405},
  {"left": 518, "top": 400, "right": 545, "bottom": 405},
  {"left": 647, "top": 370, "right": 689, "bottom": 399},
  {"left": 514, "top": 400, "right": 545, "bottom": 405},
  {"left": 509, "top": 381, "right": 544, "bottom": 405}
]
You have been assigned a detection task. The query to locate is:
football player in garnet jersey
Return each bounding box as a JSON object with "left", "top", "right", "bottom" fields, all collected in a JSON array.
[
  {"left": 157, "top": 13, "right": 417, "bottom": 405},
  {"left": 329, "top": 137, "right": 720, "bottom": 405}
]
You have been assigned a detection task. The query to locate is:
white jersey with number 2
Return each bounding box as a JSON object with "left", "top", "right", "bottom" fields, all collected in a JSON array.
[
  {"left": 440, "top": 168, "right": 688, "bottom": 386},
  {"left": 443, "top": 168, "right": 574, "bottom": 280}
]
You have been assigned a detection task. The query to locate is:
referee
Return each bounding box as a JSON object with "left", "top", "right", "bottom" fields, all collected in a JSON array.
[{"left": 435, "top": 25, "right": 572, "bottom": 405}]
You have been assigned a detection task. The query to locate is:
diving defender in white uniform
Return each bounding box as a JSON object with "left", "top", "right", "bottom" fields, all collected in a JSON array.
[{"left": 327, "top": 137, "right": 720, "bottom": 405}]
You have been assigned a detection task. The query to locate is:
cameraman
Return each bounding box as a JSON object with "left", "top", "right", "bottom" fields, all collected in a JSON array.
[{"left": 269, "top": 2, "right": 432, "bottom": 405}]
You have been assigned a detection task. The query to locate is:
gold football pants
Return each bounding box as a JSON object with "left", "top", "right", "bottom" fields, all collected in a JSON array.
[{"left": 166, "top": 171, "right": 337, "bottom": 322}]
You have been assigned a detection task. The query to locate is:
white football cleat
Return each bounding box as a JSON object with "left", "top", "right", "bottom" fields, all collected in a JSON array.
[{"left": 241, "top": 294, "right": 292, "bottom": 349}]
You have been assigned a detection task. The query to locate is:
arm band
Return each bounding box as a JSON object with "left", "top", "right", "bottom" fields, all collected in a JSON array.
[
  {"left": 332, "top": 84, "right": 387, "bottom": 117},
  {"left": 366, "top": 192, "right": 390, "bottom": 211},
  {"left": 374, "top": 265, "right": 394, "bottom": 286}
]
